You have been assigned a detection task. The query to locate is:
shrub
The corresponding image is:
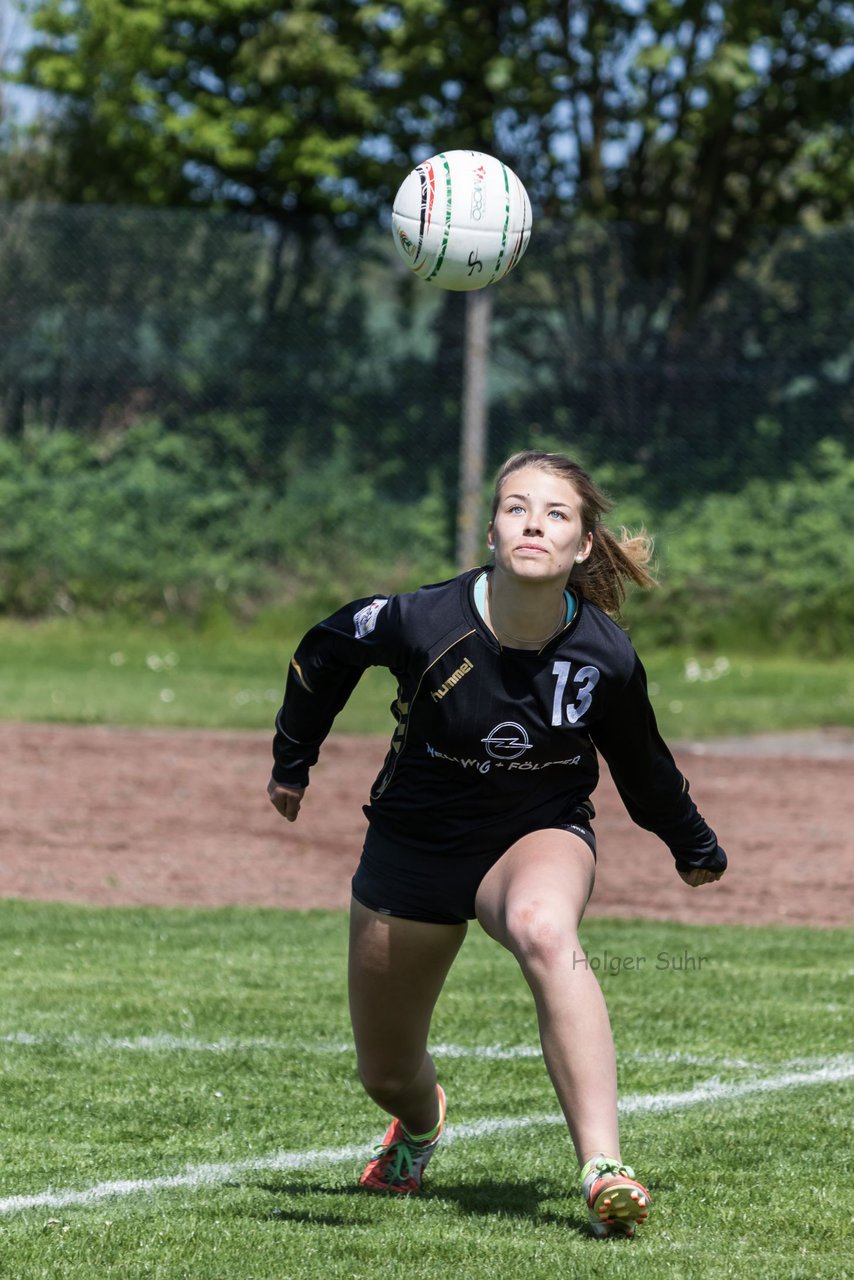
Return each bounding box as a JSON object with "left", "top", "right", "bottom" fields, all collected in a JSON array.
[
  {"left": 0, "top": 423, "right": 452, "bottom": 617},
  {"left": 630, "top": 439, "right": 854, "bottom": 654},
  {"left": 1, "top": 424, "right": 850, "bottom": 655}
]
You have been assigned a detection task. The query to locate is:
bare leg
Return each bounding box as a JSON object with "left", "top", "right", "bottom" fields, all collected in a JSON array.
[
  {"left": 348, "top": 898, "right": 467, "bottom": 1136},
  {"left": 474, "top": 831, "right": 620, "bottom": 1167}
]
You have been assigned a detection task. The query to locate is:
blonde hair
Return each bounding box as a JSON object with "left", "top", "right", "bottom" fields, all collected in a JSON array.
[{"left": 491, "top": 450, "right": 656, "bottom": 616}]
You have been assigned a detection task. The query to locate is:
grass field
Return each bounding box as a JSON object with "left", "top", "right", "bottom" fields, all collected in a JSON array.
[
  {"left": 2, "top": 615, "right": 854, "bottom": 739},
  {"left": 0, "top": 901, "right": 850, "bottom": 1280},
  {"left": 2, "top": 615, "right": 852, "bottom": 1277}
]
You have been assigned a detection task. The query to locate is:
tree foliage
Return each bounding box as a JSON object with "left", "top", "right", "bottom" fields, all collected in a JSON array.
[
  {"left": 11, "top": 0, "right": 382, "bottom": 216},
  {"left": 12, "top": 2, "right": 854, "bottom": 241},
  {"left": 5, "top": 0, "right": 852, "bottom": 378},
  {"left": 494, "top": 218, "right": 854, "bottom": 498},
  {"left": 3, "top": 3, "right": 853, "bottom": 541}
]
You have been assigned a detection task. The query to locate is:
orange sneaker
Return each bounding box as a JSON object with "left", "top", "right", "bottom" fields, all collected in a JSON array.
[
  {"left": 359, "top": 1086, "right": 447, "bottom": 1194},
  {"left": 581, "top": 1154, "right": 651, "bottom": 1238}
]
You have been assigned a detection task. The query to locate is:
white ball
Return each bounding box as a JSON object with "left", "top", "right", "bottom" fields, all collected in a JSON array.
[{"left": 391, "top": 150, "right": 532, "bottom": 291}]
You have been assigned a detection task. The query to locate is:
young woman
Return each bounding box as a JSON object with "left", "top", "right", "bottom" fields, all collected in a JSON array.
[{"left": 267, "top": 450, "right": 727, "bottom": 1238}]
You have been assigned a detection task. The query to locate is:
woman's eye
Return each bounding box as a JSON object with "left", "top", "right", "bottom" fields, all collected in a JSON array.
[
  {"left": 548, "top": 510, "right": 565, "bottom": 520},
  {"left": 509, "top": 504, "right": 525, "bottom": 514}
]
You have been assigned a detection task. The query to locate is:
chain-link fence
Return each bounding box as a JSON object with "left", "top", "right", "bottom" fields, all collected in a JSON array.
[
  {"left": 1, "top": 202, "right": 852, "bottom": 623},
  {"left": 3, "top": 203, "right": 852, "bottom": 475}
]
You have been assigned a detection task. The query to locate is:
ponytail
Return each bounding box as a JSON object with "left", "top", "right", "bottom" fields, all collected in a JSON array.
[{"left": 569, "top": 525, "right": 656, "bottom": 615}]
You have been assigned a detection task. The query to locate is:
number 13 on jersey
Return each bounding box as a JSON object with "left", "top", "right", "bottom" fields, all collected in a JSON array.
[{"left": 551, "top": 661, "right": 601, "bottom": 727}]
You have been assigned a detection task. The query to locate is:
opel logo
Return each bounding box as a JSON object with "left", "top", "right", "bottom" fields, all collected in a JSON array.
[{"left": 481, "top": 722, "right": 533, "bottom": 761}]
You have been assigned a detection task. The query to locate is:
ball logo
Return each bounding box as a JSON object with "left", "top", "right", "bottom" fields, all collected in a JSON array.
[
  {"left": 481, "top": 721, "right": 533, "bottom": 761},
  {"left": 397, "top": 227, "right": 416, "bottom": 258},
  {"left": 470, "top": 163, "right": 487, "bottom": 221}
]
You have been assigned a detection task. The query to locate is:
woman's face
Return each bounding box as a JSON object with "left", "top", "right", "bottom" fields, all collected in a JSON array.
[{"left": 488, "top": 466, "right": 593, "bottom": 585}]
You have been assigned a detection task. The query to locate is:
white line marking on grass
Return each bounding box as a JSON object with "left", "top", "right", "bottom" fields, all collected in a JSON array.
[
  {"left": 432, "top": 1042, "right": 542, "bottom": 1060},
  {"left": 621, "top": 1049, "right": 765, "bottom": 1071},
  {"left": 3, "top": 1032, "right": 538, "bottom": 1058},
  {"left": 0, "top": 1032, "right": 295, "bottom": 1054},
  {"left": 0, "top": 1145, "right": 371, "bottom": 1216},
  {"left": 0, "top": 1031, "right": 766, "bottom": 1070},
  {"left": 0, "top": 1056, "right": 851, "bottom": 1218},
  {"left": 446, "top": 1056, "right": 854, "bottom": 1138},
  {"left": 434, "top": 1045, "right": 762, "bottom": 1069}
]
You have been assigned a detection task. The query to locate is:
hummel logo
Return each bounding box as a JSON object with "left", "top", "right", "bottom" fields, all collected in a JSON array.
[{"left": 431, "top": 657, "right": 474, "bottom": 702}]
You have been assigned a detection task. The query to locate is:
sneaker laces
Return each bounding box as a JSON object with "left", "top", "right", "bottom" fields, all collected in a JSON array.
[
  {"left": 371, "top": 1134, "right": 422, "bottom": 1184},
  {"left": 590, "top": 1157, "right": 636, "bottom": 1179}
]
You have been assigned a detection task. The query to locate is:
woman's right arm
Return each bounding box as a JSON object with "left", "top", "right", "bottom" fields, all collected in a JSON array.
[{"left": 269, "top": 595, "right": 405, "bottom": 818}]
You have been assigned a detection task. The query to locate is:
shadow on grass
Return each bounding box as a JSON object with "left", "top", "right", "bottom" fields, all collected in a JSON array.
[
  {"left": 252, "top": 1177, "right": 590, "bottom": 1236},
  {"left": 427, "top": 1179, "right": 591, "bottom": 1236}
]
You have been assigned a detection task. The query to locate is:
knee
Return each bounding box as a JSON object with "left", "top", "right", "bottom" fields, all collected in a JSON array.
[
  {"left": 356, "top": 1055, "right": 422, "bottom": 1103},
  {"left": 504, "top": 901, "right": 578, "bottom": 972}
]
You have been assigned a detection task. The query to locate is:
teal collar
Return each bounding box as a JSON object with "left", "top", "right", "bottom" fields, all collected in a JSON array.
[{"left": 474, "top": 571, "right": 576, "bottom": 635}]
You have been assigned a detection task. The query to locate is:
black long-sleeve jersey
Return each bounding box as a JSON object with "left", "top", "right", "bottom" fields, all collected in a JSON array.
[{"left": 272, "top": 568, "right": 727, "bottom": 874}]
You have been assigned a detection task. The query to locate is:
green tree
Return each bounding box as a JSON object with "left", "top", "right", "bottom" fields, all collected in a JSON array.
[
  {"left": 13, "top": 2, "right": 854, "bottom": 239},
  {"left": 367, "top": 1, "right": 854, "bottom": 316},
  {"left": 5, "top": 1, "right": 854, "bottom": 492},
  {"left": 10, "top": 0, "right": 854, "bottom": 330},
  {"left": 11, "top": 0, "right": 382, "bottom": 217},
  {"left": 566, "top": 1, "right": 854, "bottom": 321}
]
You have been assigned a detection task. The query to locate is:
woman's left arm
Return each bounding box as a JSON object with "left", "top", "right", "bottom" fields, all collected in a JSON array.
[{"left": 590, "top": 654, "right": 728, "bottom": 882}]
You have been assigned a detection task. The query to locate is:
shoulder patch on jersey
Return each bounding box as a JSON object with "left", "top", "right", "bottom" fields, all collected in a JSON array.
[{"left": 353, "top": 598, "right": 388, "bottom": 638}]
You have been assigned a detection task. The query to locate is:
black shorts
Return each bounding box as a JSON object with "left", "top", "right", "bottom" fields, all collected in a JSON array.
[{"left": 351, "top": 807, "right": 597, "bottom": 926}]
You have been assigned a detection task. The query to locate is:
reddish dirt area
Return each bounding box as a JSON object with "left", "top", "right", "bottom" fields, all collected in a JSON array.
[{"left": 1, "top": 723, "right": 852, "bottom": 927}]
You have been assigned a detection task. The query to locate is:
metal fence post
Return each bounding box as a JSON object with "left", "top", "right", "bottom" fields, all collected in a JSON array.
[{"left": 456, "top": 287, "right": 493, "bottom": 570}]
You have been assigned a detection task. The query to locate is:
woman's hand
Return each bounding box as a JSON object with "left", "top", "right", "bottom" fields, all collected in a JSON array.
[
  {"left": 267, "top": 778, "right": 305, "bottom": 823},
  {"left": 678, "top": 867, "right": 725, "bottom": 887}
]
